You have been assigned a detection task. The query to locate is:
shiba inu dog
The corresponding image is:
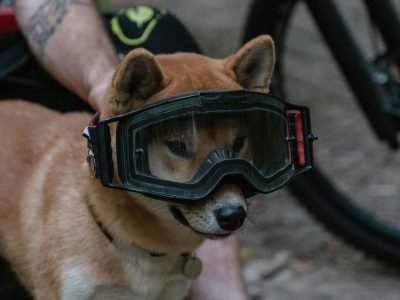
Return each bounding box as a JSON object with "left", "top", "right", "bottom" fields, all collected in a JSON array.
[{"left": 0, "top": 35, "right": 275, "bottom": 299}]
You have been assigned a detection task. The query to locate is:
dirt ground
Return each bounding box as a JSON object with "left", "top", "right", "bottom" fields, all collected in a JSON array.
[{"left": 143, "top": 0, "right": 400, "bottom": 299}]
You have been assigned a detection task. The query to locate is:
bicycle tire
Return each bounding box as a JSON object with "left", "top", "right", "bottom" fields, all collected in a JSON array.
[{"left": 243, "top": 0, "right": 400, "bottom": 264}]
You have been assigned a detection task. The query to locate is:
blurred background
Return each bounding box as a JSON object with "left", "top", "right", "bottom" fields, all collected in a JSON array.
[{"left": 111, "top": 1, "right": 400, "bottom": 299}]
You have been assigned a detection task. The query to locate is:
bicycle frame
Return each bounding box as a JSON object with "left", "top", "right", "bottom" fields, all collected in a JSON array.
[
  {"left": 304, "top": 0, "right": 400, "bottom": 149},
  {"left": 363, "top": 0, "right": 400, "bottom": 69}
]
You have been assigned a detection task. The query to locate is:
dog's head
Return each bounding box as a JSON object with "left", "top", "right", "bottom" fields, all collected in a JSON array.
[{"left": 101, "top": 35, "right": 275, "bottom": 252}]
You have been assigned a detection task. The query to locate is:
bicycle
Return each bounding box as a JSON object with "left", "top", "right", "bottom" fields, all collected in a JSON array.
[{"left": 244, "top": 0, "right": 400, "bottom": 264}]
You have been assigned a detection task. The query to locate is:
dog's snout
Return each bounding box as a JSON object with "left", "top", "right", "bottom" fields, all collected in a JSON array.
[{"left": 214, "top": 206, "right": 247, "bottom": 231}]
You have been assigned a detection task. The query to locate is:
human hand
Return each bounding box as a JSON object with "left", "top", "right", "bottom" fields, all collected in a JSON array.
[
  {"left": 87, "top": 70, "right": 114, "bottom": 112},
  {"left": 187, "top": 237, "right": 249, "bottom": 300}
]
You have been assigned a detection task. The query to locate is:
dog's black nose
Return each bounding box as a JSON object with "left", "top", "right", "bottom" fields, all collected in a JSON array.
[{"left": 214, "top": 206, "right": 247, "bottom": 231}]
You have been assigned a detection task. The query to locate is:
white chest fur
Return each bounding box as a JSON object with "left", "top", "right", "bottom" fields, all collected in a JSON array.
[
  {"left": 61, "top": 259, "right": 96, "bottom": 300},
  {"left": 114, "top": 240, "right": 199, "bottom": 300}
]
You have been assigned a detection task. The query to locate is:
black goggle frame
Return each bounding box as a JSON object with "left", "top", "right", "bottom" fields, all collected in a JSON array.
[{"left": 83, "top": 90, "right": 316, "bottom": 203}]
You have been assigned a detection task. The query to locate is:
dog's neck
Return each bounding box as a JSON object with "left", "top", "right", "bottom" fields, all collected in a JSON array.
[
  {"left": 86, "top": 197, "right": 203, "bottom": 279},
  {"left": 88, "top": 202, "right": 168, "bottom": 257},
  {"left": 85, "top": 182, "right": 205, "bottom": 254}
]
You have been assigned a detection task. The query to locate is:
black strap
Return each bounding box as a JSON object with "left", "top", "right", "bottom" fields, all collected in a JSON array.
[{"left": 88, "top": 204, "right": 114, "bottom": 244}]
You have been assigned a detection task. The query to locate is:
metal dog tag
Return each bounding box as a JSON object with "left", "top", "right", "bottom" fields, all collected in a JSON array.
[{"left": 182, "top": 255, "right": 202, "bottom": 279}]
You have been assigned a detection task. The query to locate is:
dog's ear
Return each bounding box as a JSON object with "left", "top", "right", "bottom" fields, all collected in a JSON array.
[
  {"left": 108, "top": 48, "right": 164, "bottom": 115},
  {"left": 225, "top": 35, "right": 275, "bottom": 92}
]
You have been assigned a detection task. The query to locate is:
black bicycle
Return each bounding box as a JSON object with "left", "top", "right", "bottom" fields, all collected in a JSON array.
[{"left": 244, "top": 0, "right": 400, "bottom": 264}]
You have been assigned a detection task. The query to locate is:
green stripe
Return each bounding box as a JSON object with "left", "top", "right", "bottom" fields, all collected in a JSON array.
[{"left": 111, "top": 16, "right": 159, "bottom": 46}]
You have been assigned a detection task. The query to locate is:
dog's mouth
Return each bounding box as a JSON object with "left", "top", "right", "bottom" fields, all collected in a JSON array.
[{"left": 169, "top": 206, "right": 234, "bottom": 239}]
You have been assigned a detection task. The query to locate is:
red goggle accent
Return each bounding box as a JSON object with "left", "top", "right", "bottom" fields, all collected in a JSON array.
[
  {"left": 0, "top": 7, "right": 19, "bottom": 33},
  {"left": 288, "top": 110, "right": 306, "bottom": 167}
]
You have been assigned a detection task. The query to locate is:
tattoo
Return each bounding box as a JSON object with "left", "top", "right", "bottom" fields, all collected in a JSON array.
[{"left": 26, "top": 0, "right": 90, "bottom": 57}]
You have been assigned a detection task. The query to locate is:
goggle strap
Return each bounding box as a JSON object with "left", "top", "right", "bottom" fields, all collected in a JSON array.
[{"left": 82, "top": 113, "right": 101, "bottom": 178}]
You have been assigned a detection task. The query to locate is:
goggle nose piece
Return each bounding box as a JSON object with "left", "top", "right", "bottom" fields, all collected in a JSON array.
[
  {"left": 192, "top": 148, "right": 236, "bottom": 183},
  {"left": 200, "top": 148, "right": 256, "bottom": 199},
  {"left": 208, "top": 148, "right": 235, "bottom": 162}
]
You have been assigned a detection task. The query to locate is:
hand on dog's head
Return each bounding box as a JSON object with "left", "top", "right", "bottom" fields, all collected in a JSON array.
[{"left": 102, "top": 35, "right": 275, "bottom": 117}]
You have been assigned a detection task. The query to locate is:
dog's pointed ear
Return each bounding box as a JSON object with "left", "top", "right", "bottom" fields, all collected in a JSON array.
[
  {"left": 225, "top": 35, "right": 275, "bottom": 92},
  {"left": 108, "top": 48, "right": 164, "bottom": 115}
]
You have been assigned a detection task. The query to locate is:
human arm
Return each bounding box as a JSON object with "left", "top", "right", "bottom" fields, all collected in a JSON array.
[
  {"left": 188, "top": 236, "right": 248, "bottom": 300},
  {"left": 14, "top": 0, "right": 119, "bottom": 111}
]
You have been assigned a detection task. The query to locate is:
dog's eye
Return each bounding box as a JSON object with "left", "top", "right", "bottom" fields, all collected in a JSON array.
[
  {"left": 165, "top": 140, "right": 192, "bottom": 158},
  {"left": 232, "top": 136, "right": 246, "bottom": 153}
]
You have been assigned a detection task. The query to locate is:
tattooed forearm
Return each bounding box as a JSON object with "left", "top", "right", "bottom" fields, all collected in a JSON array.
[{"left": 25, "top": 0, "right": 91, "bottom": 57}]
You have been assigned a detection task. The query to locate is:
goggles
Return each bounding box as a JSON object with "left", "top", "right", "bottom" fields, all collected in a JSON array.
[{"left": 83, "top": 90, "right": 316, "bottom": 203}]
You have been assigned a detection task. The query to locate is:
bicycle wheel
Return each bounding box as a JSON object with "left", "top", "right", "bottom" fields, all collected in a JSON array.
[{"left": 243, "top": 0, "right": 400, "bottom": 264}]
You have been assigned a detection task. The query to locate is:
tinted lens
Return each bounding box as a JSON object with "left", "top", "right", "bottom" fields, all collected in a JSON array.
[{"left": 132, "top": 109, "right": 291, "bottom": 183}]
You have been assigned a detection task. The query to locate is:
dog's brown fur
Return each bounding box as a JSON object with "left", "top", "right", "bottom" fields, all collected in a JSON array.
[{"left": 0, "top": 35, "right": 275, "bottom": 299}]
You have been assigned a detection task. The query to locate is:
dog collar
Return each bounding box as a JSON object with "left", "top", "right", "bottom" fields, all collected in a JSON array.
[
  {"left": 88, "top": 203, "right": 114, "bottom": 243},
  {"left": 88, "top": 204, "right": 161, "bottom": 255},
  {"left": 87, "top": 204, "right": 202, "bottom": 278}
]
